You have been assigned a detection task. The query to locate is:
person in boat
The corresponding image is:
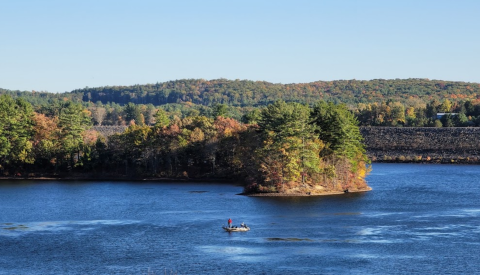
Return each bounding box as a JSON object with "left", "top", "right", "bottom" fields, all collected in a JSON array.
[
  {"left": 241, "top": 222, "right": 246, "bottom": 228},
  {"left": 228, "top": 218, "right": 232, "bottom": 228}
]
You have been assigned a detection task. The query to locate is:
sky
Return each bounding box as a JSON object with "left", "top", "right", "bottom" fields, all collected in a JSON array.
[{"left": 1, "top": 0, "right": 479, "bottom": 93}]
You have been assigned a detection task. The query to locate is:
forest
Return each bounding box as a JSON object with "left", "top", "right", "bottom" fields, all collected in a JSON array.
[
  {"left": 5, "top": 77, "right": 480, "bottom": 192},
  {"left": 2, "top": 78, "right": 480, "bottom": 127},
  {"left": 0, "top": 95, "right": 369, "bottom": 194}
]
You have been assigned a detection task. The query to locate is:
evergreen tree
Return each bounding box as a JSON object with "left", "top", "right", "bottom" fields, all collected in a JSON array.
[
  {"left": 0, "top": 95, "right": 35, "bottom": 173},
  {"left": 256, "top": 101, "right": 320, "bottom": 190},
  {"left": 57, "top": 102, "right": 92, "bottom": 170},
  {"left": 125, "top": 103, "right": 144, "bottom": 125},
  {"left": 154, "top": 109, "right": 171, "bottom": 129},
  {"left": 311, "top": 101, "right": 365, "bottom": 160}
]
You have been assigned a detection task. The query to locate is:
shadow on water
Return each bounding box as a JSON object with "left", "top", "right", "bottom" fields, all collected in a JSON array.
[{"left": 252, "top": 191, "right": 367, "bottom": 205}]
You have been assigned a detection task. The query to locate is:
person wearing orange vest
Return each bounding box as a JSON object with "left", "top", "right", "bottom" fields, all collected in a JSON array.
[{"left": 228, "top": 218, "right": 232, "bottom": 228}]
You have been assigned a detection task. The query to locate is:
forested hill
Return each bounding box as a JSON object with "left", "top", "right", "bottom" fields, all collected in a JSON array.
[
  {"left": 2, "top": 78, "right": 480, "bottom": 108},
  {"left": 70, "top": 78, "right": 480, "bottom": 107},
  {"left": 0, "top": 88, "right": 82, "bottom": 105}
]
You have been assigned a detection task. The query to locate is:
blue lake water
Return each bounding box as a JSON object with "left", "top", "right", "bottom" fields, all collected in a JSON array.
[{"left": 1, "top": 163, "right": 479, "bottom": 274}]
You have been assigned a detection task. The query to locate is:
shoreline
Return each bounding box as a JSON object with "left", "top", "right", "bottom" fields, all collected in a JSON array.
[
  {"left": 0, "top": 159, "right": 475, "bottom": 184},
  {"left": 0, "top": 176, "right": 239, "bottom": 183},
  {"left": 0, "top": 175, "right": 373, "bottom": 197},
  {"left": 240, "top": 187, "right": 373, "bottom": 197}
]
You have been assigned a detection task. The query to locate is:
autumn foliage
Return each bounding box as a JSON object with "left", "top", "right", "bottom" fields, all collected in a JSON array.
[{"left": 0, "top": 95, "right": 370, "bottom": 195}]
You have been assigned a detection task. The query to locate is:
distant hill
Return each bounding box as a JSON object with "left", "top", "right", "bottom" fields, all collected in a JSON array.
[
  {"left": 69, "top": 78, "right": 480, "bottom": 107},
  {"left": 2, "top": 78, "right": 480, "bottom": 107},
  {"left": 0, "top": 88, "right": 81, "bottom": 106}
]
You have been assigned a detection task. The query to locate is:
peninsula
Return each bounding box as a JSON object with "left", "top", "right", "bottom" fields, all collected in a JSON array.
[{"left": 0, "top": 95, "right": 370, "bottom": 196}]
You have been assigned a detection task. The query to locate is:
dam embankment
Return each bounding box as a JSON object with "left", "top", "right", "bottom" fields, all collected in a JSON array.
[{"left": 360, "top": 127, "right": 480, "bottom": 163}]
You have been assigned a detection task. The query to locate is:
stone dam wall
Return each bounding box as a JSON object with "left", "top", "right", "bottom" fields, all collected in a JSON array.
[
  {"left": 360, "top": 127, "right": 480, "bottom": 163},
  {"left": 93, "top": 126, "right": 127, "bottom": 137}
]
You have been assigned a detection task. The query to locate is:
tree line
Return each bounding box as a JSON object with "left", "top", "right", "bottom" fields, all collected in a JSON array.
[
  {"left": 3, "top": 78, "right": 480, "bottom": 128},
  {"left": 69, "top": 78, "right": 480, "bottom": 107},
  {"left": 356, "top": 98, "right": 480, "bottom": 127},
  {"left": 0, "top": 95, "right": 369, "bottom": 194}
]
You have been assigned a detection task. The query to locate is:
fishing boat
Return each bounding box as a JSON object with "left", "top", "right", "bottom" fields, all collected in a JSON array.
[{"left": 222, "top": 224, "right": 250, "bottom": 232}]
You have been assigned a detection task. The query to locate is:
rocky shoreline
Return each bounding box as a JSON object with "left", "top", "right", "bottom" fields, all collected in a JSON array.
[
  {"left": 241, "top": 188, "right": 372, "bottom": 197},
  {"left": 0, "top": 175, "right": 372, "bottom": 197}
]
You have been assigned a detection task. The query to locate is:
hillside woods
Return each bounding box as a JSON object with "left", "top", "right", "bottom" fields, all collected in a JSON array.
[
  {"left": 92, "top": 126, "right": 480, "bottom": 164},
  {"left": 0, "top": 97, "right": 369, "bottom": 195},
  {"left": 2, "top": 78, "right": 480, "bottom": 193},
  {"left": 3, "top": 78, "right": 480, "bottom": 128}
]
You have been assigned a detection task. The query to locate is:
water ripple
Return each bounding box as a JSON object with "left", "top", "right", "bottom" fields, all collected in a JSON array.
[{"left": 0, "top": 220, "right": 139, "bottom": 237}]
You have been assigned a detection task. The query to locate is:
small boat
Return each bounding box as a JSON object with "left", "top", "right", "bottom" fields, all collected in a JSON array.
[{"left": 222, "top": 225, "right": 250, "bottom": 232}]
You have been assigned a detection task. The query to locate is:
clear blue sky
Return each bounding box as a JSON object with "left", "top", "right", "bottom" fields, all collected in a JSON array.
[{"left": 1, "top": 0, "right": 479, "bottom": 93}]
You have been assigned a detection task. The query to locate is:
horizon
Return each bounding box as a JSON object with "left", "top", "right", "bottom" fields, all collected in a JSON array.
[
  {"left": 2, "top": 77, "right": 480, "bottom": 94},
  {"left": 1, "top": 0, "right": 479, "bottom": 93}
]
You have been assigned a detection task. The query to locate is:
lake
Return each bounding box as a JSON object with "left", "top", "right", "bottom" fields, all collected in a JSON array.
[{"left": 1, "top": 163, "right": 479, "bottom": 274}]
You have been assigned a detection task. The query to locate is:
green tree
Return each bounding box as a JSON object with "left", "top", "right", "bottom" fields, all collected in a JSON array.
[
  {"left": 57, "top": 102, "right": 92, "bottom": 170},
  {"left": 0, "top": 95, "right": 35, "bottom": 173},
  {"left": 154, "top": 109, "right": 171, "bottom": 129},
  {"left": 441, "top": 114, "right": 454, "bottom": 127},
  {"left": 454, "top": 113, "right": 468, "bottom": 126},
  {"left": 125, "top": 103, "right": 144, "bottom": 125},
  {"left": 241, "top": 109, "right": 262, "bottom": 124},
  {"left": 311, "top": 101, "right": 365, "bottom": 160},
  {"left": 391, "top": 103, "right": 405, "bottom": 126},
  {"left": 464, "top": 101, "right": 475, "bottom": 116},
  {"left": 426, "top": 100, "right": 440, "bottom": 118},
  {"left": 256, "top": 101, "right": 320, "bottom": 190},
  {"left": 212, "top": 103, "right": 229, "bottom": 118},
  {"left": 311, "top": 101, "right": 369, "bottom": 191}
]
